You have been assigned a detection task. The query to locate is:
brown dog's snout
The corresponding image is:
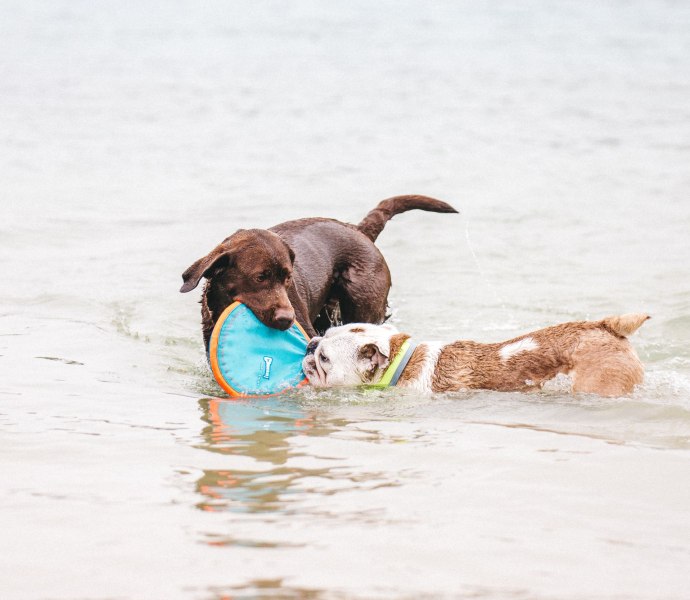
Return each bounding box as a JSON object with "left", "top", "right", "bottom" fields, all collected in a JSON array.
[{"left": 272, "top": 307, "right": 295, "bottom": 330}]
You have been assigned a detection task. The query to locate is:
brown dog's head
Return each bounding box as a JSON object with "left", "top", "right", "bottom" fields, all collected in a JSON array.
[{"left": 180, "top": 229, "right": 296, "bottom": 330}]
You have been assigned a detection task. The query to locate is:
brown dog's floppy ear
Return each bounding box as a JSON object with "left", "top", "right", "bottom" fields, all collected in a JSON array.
[
  {"left": 180, "top": 248, "right": 234, "bottom": 293},
  {"left": 359, "top": 343, "right": 389, "bottom": 371}
]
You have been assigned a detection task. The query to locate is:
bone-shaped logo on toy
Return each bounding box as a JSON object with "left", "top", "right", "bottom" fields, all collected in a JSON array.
[{"left": 262, "top": 356, "right": 273, "bottom": 379}]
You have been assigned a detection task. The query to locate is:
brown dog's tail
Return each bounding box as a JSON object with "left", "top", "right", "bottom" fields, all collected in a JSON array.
[
  {"left": 356, "top": 195, "right": 458, "bottom": 242},
  {"left": 602, "top": 313, "right": 650, "bottom": 338}
]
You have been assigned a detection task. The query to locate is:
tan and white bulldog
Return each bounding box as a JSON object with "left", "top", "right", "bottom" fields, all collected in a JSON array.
[{"left": 302, "top": 314, "right": 649, "bottom": 397}]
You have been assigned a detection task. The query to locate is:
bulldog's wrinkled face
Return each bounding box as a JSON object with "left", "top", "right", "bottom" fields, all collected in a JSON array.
[{"left": 302, "top": 323, "right": 398, "bottom": 387}]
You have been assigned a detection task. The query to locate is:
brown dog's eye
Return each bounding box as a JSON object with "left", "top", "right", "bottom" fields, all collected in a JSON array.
[{"left": 256, "top": 271, "right": 271, "bottom": 283}]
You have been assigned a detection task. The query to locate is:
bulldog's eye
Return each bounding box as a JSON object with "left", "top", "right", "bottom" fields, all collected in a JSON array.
[{"left": 319, "top": 352, "right": 330, "bottom": 364}]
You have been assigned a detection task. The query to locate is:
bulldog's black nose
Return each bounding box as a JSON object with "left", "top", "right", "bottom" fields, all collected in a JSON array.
[{"left": 306, "top": 338, "right": 321, "bottom": 355}]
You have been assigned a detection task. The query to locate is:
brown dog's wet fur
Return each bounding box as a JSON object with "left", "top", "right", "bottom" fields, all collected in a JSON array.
[
  {"left": 423, "top": 314, "right": 649, "bottom": 396},
  {"left": 180, "top": 195, "right": 457, "bottom": 349}
]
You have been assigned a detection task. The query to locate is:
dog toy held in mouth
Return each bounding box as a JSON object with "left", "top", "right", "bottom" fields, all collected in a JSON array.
[{"left": 209, "top": 302, "right": 310, "bottom": 397}]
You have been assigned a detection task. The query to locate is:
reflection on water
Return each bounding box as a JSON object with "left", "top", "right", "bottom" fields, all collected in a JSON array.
[
  {"left": 193, "top": 388, "right": 690, "bottom": 528},
  {"left": 196, "top": 397, "right": 315, "bottom": 514},
  {"left": 204, "top": 578, "right": 509, "bottom": 600},
  {"left": 198, "top": 397, "right": 314, "bottom": 463},
  {"left": 205, "top": 578, "right": 353, "bottom": 600},
  {"left": 194, "top": 397, "right": 403, "bottom": 519}
]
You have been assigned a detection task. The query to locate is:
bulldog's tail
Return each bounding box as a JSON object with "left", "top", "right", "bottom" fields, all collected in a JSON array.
[
  {"left": 602, "top": 313, "right": 650, "bottom": 338},
  {"left": 357, "top": 195, "right": 458, "bottom": 242}
]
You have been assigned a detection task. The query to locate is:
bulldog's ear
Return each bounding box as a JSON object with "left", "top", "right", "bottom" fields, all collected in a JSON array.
[
  {"left": 359, "top": 342, "right": 389, "bottom": 371},
  {"left": 180, "top": 246, "right": 236, "bottom": 293}
]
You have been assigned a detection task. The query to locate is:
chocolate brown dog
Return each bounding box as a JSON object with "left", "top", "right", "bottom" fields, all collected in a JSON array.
[{"left": 180, "top": 195, "right": 457, "bottom": 349}]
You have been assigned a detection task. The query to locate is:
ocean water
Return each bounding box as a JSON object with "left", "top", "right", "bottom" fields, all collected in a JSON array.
[{"left": 1, "top": 1, "right": 690, "bottom": 599}]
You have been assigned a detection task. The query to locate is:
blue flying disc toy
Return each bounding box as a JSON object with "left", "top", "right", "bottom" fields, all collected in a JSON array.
[{"left": 209, "top": 302, "right": 310, "bottom": 397}]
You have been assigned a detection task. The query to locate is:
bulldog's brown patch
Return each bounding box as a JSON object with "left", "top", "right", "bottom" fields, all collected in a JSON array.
[
  {"left": 397, "top": 345, "right": 429, "bottom": 385},
  {"left": 429, "top": 316, "right": 648, "bottom": 397},
  {"left": 387, "top": 333, "right": 410, "bottom": 361},
  {"left": 431, "top": 342, "right": 501, "bottom": 392}
]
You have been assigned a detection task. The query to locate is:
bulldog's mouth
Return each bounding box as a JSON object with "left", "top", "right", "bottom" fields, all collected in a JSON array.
[{"left": 302, "top": 354, "right": 326, "bottom": 386}]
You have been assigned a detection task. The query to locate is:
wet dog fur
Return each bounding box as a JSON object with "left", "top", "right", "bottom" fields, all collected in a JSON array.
[
  {"left": 180, "top": 195, "right": 457, "bottom": 349},
  {"left": 302, "top": 314, "right": 649, "bottom": 397}
]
